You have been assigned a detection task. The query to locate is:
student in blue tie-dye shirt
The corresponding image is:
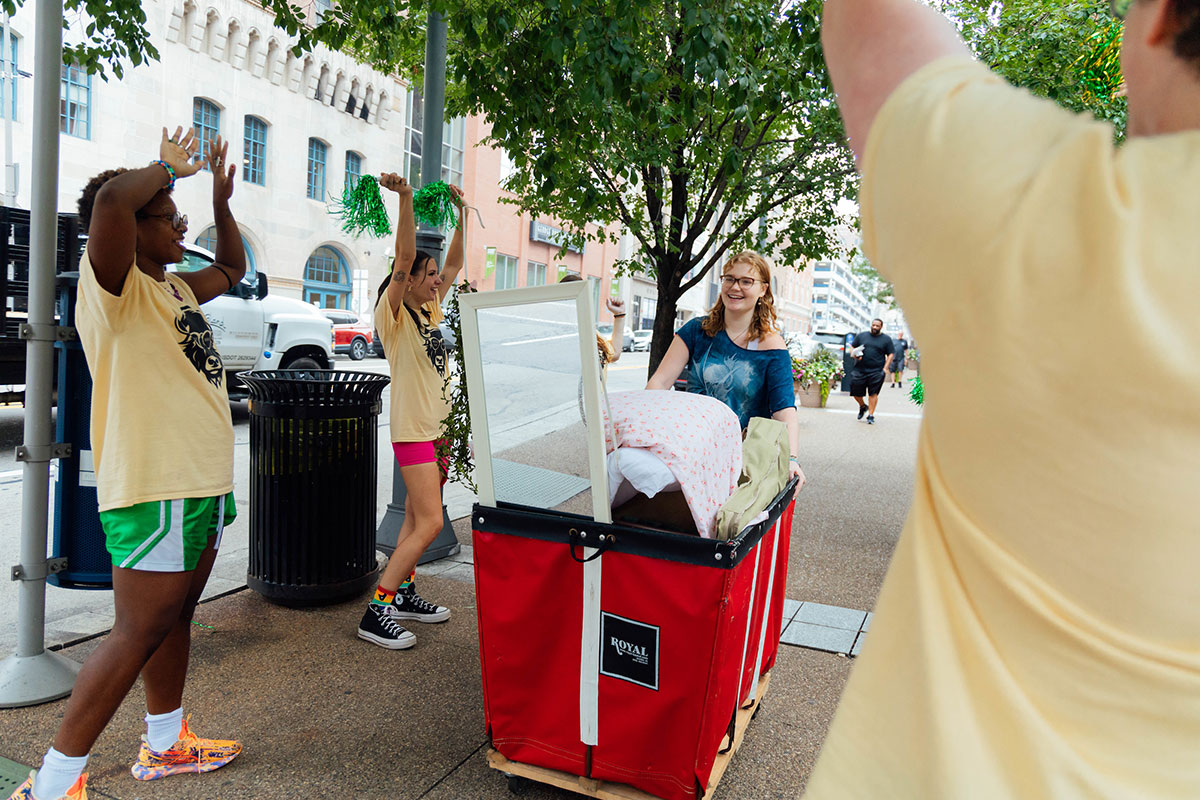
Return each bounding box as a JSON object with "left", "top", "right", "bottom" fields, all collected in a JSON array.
[{"left": 647, "top": 251, "right": 804, "bottom": 487}]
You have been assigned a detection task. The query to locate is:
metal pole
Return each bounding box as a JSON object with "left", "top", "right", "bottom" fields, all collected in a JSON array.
[
  {"left": 376, "top": 8, "right": 459, "bottom": 563},
  {"left": 0, "top": 0, "right": 81, "bottom": 707}
]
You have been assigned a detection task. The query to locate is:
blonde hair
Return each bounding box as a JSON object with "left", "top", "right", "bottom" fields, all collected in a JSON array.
[{"left": 701, "top": 250, "right": 779, "bottom": 342}]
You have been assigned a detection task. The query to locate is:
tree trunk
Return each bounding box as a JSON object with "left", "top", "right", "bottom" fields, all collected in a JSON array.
[{"left": 646, "top": 274, "right": 683, "bottom": 380}]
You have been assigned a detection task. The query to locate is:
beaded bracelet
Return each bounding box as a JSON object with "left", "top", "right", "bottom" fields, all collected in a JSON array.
[{"left": 151, "top": 160, "right": 176, "bottom": 191}]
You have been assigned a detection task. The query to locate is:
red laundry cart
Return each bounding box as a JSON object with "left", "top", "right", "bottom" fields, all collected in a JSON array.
[{"left": 473, "top": 480, "right": 797, "bottom": 800}]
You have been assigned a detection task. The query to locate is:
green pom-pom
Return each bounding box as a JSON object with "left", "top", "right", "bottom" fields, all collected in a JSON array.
[
  {"left": 909, "top": 374, "right": 924, "bottom": 407},
  {"left": 1076, "top": 22, "right": 1123, "bottom": 102},
  {"left": 413, "top": 181, "right": 460, "bottom": 229},
  {"left": 330, "top": 175, "right": 392, "bottom": 238}
]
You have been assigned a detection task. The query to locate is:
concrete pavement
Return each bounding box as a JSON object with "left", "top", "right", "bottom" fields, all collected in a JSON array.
[{"left": 0, "top": 360, "right": 922, "bottom": 798}]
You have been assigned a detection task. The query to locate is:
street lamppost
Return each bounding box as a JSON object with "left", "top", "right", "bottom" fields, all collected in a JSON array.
[{"left": 376, "top": 9, "right": 460, "bottom": 563}]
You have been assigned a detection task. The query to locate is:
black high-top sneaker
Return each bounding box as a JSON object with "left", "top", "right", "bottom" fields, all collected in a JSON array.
[
  {"left": 357, "top": 603, "right": 417, "bottom": 649},
  {"left": 392, "top": 587, "right": 451, "bottom": 623}
]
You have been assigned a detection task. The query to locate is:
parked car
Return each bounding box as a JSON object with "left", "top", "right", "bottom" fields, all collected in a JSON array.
[
  {"left": 175, "top": 244, "right": 334, "bottom": 397},
  {"left": 321, "top": 309, "right": 374, "bottom": 360},
  {"left": 785, "top": 333, "right": 820, "bottom": 361},
  {"left": 812, "top": 329, "right": 850, "bottom": 355},
  {"left": 630, "top": 329, "right": 653, "bottom": 352}
]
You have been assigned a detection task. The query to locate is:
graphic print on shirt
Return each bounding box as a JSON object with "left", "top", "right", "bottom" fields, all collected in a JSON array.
[
  {"left": 408, "top": 306, "right": 448, "bottom": 377},
  {"left": 175, "top": 307, "right": 224, "bottom": 388},
  {"left": 690, "top": 344, "right": 759, "bottom": 430}
]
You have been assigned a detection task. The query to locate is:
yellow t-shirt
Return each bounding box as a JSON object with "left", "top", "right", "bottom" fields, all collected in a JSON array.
[
  {"left": 805, "top": 59, "right": 1200, "bottom": 799},
  {"left": 76, "top": 251, "right": 234, "bottom": 512},
  {"left": 374, "top": 294, "right": 450, "bottom": 442}
]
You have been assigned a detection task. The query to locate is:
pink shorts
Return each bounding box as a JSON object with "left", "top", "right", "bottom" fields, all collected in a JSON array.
[{"left": 393, "top": 439, "right": 449, "bottom": 487}]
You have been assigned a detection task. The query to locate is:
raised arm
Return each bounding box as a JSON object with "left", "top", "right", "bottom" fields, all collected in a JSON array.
[
  {"left": 381, "top": 173, "right": 416, "bottom": 316},
  {"left": 821, "top": 0, "right": 973, "bottom": 164},
  {"left": 606, "top": 296, "right": 626, "bottom": 363},
  {"left": 437, "top": 185, "right": 467, "bottom": 302},
  {"left": 176, "top": 136, "right": 246, "bottom": 305},
  {"left": 88, "top": 126, "right": 204, "bottom": 295}
]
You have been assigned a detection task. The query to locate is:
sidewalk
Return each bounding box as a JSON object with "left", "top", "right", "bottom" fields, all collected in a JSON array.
[{"left": 0, "top": 380, "right": 922, "bottom": 798}]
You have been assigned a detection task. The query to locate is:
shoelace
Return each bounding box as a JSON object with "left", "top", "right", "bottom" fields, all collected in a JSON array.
[
  {"left": 404, "top": 593, "right": 440, "bottom": 613},
  {"left": 377, "top": 605, "right": 410, "bottom": 635}
]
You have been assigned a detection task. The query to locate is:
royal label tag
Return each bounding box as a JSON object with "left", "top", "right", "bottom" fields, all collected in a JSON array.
[{"left": 600, "top": 612, "right": 660, "bottom": 691}]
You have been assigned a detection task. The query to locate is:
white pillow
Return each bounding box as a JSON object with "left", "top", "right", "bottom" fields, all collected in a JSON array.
[{"left": 607, "top": 446, "right": 681, "bottom": 507}]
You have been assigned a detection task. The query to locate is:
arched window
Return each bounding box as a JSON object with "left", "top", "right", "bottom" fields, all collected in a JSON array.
[
  {"left": 306, "top": 138, "right": 327, "bottom": 200},
  {"left": 194, "top": 226, "right": 258, "bottom": 283},
  {"left": 243, "top": 115, "right": 267, "bottom": 185},
  {"left": 192, "top": 97, "right": 220, "bottom": 165},
  {"left": 303, "top": 246, "right": 350, "bottom": 309}
]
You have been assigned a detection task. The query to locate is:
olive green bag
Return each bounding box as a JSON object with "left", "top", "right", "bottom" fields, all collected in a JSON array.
[{"left": 714, "top": 417, "right": 789, "bottom": 541}]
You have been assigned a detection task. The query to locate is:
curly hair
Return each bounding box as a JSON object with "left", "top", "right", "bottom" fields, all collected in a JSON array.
[
  {"left": 76, "top": 168, "right": 173, "bottom": 229},
  {"left": 701, "top": 251, "right": 780, "bottom": 343},
  {"left": 1174, "top": 0, "right": 1200, "bottom": 66}
]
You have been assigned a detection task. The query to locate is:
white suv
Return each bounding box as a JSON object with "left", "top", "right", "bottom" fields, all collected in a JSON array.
[{"left": 175, "top": 244, "right": 334, "bottom": 396}]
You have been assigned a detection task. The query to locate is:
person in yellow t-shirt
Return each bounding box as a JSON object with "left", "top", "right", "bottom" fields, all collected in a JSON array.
[
  {"left": 7, "top": 128, "right": 245, "bottom": 800},
  {"left": 356, "top": 174, "right": 469, "bottom": 650},
  {"left": 807, "top": 1, "right": 1200, "bottom": 798}
]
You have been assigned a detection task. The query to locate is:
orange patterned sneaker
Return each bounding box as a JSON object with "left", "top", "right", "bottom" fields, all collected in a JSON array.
[
  {"left": 129, "top": 716, "right": 241, "bottom": 781},
  {"left": 8, "top": 771, "right": 88, "bottom": 799}
]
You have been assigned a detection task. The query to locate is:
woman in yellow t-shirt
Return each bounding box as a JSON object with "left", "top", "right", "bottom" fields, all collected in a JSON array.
[
  {"left": 9, "top": 127, "right": 244, "bottom": 800},
  {"left": 356, "top": 175, "right": 468, "bottom": 650}
]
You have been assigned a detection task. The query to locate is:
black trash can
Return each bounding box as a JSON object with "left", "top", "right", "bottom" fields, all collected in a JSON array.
[{"left": 240, "top": 370, "right": 389, "bottom": 607}]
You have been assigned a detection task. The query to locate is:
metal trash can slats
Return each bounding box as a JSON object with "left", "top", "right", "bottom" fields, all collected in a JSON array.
[{"left": 240, "top": 370, "right": 388, "bottom": 606}]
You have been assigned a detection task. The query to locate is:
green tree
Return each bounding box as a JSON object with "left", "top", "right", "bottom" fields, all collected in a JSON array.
[
  {"left": 938, "top": 0, "right": 1127, "bottom": 132},
  {"left": 445, "top": 0, "right": 857, "bottom": 371}
]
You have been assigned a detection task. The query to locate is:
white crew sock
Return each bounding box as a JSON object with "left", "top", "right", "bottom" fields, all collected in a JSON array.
[
  {"left": 33, "top": 748, "right": 88, "bottom": 799},
  {"left": 145, "top": 707, "right": 184, "bottom": 752}
]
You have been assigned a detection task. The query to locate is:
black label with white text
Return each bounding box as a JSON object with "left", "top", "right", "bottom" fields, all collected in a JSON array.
[{"left": 600, "top": 612, "right": 659, "bottom": 691}]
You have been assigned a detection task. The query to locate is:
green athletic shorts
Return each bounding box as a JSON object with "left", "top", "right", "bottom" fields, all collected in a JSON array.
[{"left": 100, "top": 493, "right": 236, "bottom": 572}]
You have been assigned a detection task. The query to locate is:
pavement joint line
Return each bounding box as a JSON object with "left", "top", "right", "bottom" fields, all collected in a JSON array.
[
  {"left": 416, "top": 740, "right": 489, "bottom": 799},
  {"left": 825, "top": 408, "right": 923, "bottom": 420}
]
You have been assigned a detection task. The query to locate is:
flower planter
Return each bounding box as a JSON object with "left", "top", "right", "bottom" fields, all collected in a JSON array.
[{"left": 795, "top": 379, "right": 827, "bottom": 409}]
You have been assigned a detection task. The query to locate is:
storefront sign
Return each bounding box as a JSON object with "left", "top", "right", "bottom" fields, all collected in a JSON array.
[{"left": 530, "top": 220, "right": 584, "bottom": 254}]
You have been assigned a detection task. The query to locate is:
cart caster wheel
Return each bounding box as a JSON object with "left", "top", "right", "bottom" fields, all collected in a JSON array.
[{"left": 506, "top": 774, "right": 530, "bottom": 795}]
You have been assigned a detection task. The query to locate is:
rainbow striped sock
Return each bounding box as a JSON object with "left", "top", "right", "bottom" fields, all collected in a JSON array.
[
  {"left": 371, "top": 585, "right": 396, "bottom": 606},
  {"left": 399, "top": 572, "right": 415, "bottom": 593}
]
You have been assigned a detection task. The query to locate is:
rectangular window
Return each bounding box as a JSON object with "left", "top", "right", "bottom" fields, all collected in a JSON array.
[
  {"left": 404, "top": 89, "right": 423, "bottom": 185},
  {"left": 0, "top": 35, "right": 17, "bottom": 121},
  {"left": 307, "top": 138, "right": 327, "bottom": 200},
  {"left": 243, "top": 116, "right": 267, "bottom": 185},
  {"left": 192, "top": 98, "right": 221, "bottom": 166},
  {"left": 526, "top": 260, "right": 546, "bottom": 287},
  {"left": 499, "top": 148, "right": 517, "bottom": 185},
  {"left": 345, "top": 151, "right": 362, "bottom": 190},
  {"left": 441, "top": 116, "right": 465, "bottom": 187},
  {"left": 59, "top": 63, "right": 90, "bottom": 138},
  {"left": 495, "top": 253, "right": 518, "bottom": 290}
]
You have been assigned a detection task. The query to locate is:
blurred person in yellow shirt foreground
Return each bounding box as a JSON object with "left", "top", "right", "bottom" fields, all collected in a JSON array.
[{"left": 811, "top": 0, "right": 1200, "bottom": 797}]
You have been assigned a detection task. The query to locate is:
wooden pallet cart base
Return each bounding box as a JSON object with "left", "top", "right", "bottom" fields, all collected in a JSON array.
[{"left": 487, "top": 672, "right": 771, "bottom": 800}]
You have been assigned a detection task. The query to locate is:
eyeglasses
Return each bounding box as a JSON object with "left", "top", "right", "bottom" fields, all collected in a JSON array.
[
  {"left": 720, "top": 275, "right": 763, "bottom": 290},
  {"left": 138, "top": 211, "right": 188, "bottom": 231},
  {"left": 1110, "top": 0, "right": 1133, "bottom": 19}
]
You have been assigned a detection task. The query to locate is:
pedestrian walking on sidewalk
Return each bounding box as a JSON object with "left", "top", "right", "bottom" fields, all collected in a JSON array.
[
  {"left": 889, "top": 335, "right": 908, "bottom": 387},
  {"left": 849, "top": 319, "right": 894, "bottom": 423},
  {"left": 356, "top": 175, "right": 467, "bottom": 650},
  {"left": 9, "top": 127, "right": 244, "bottom": 800},
  {"left": 646, "top": 251, "right": 805, "bottom": 487},
  {"left": 812, "top": 0, "right": 1200, "bottom": 797}
]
